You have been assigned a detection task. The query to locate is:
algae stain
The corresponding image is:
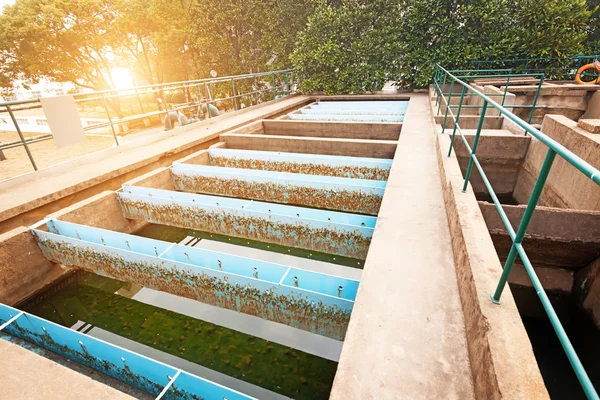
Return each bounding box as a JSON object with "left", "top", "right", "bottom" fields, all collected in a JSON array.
[{"left": 21, "top": 272, "right": 338, "bottom": 400}]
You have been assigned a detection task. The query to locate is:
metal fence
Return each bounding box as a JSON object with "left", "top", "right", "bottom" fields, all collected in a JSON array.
[
  {"left": 433, "top": 64, "right": 600, "bottom": 400},
  {"left": 0, "top": 69, "right": 295, "bottom": 174},
  {"left": 463, "top": 54, "right": 600, "bottom": 81}
]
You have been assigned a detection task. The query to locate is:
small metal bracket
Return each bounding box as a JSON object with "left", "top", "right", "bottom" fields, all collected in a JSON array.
[{"left": 490, "top": 293, "right": 502, "bottom": 305}]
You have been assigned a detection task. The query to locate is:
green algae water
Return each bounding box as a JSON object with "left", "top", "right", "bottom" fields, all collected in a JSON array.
[
  {"left": 134, "top": 223, "right": 365, "bottom": 268},
  {"left": 22, "top": 272, "right": 338, "bottom": 400}
]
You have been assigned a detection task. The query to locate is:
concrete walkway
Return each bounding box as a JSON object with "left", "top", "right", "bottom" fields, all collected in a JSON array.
[
  {"left": 330, "top": 94, "right": 475, "bottom": 399},
  {"left": 0, "top": 335, "right": 143, "bottom": 400}
]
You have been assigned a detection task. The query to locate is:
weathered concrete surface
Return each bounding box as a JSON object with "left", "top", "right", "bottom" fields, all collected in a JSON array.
[
  {"left": 582, "top": 91, "right": 600, "bottom": 119},
  {"left": 0, "top": 227, "right": 66, "bottom": 306},
  {"left": 437, "top": 133, "right": 549, "bottom": 399},
  {"left": 0, "top": 95, "right": 311, "bottom": 233},
  {"left": 0, "top": 338, "right": 140, "bottom": 400},
  {"left": 508, "top": 85, "right": 596, "bottom": 124},
  {"left": 331, "top": 94, "right": 475, "bottom": 399},
  {"left": 508, "top": 263, "right": 574, "bottom": 294},
  {"left": 578, "top": 119, "right": 600, "bottom": 133},
  {"left": 478, "top": 202, "right": 600, "bottom": 270},
  {"left": 0, "top": 191, "right": 146, "bottom": 306},
  {"left": 261, "top": 120, "right": 402, "bottom": 140},
  {"left": 513, "top": 115, "right": 600, "bottom": 211},
  {"left": 574, "top": 257, "right": 600, "bottom": 329},
  {"left": 451, "top": 130, "right": 530, "bottom": 196},
  {"left": 220, "top": 133, "right": 397, "bottom": 159},
  {"left": 434, "top": 114, "right": 504, "bottom": 129}
]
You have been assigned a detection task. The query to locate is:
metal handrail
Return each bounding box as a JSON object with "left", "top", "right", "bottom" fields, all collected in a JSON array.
[
  {"left": 0, "top": 68, "right": 296, "bottom": 177},
  {"left": 434, "top": 64, "right": 600, "bottom": 400}
]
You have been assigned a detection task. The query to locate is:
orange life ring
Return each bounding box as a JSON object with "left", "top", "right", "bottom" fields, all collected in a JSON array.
[{"left": 574, "top": 62, "right": 600, "bottom": 85}]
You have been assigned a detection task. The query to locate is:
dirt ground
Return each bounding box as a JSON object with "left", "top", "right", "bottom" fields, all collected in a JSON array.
[{"left": 0, "top": 134, "right": 115, "bottom": 181}]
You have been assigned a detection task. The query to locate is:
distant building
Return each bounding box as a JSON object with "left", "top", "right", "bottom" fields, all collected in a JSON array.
[{"left": 2, "top": 78, "right": 75, "bottom": 102}]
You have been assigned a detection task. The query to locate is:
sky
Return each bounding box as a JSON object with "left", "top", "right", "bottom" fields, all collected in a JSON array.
[{"left": 0, "top": 0, "right": 13, "bottom": 11}]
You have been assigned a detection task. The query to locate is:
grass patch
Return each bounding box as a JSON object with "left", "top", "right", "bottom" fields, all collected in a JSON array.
[{"left": 23, "top": 273, "right": 337, "bottom": 399}]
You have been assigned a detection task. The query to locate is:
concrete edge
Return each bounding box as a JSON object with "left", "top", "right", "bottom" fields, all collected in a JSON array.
[
  {"left": 435, "top": 133, "right": 549, "bottom": 399},
  {"left": 0, "top": 96, "right": 312, "bottom": 223}
]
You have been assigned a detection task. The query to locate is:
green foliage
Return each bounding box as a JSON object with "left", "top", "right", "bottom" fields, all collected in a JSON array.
[
  {"left": 189, "top": 0, "right": 312, "bottom": 76},
  {"left": 292, "top": 0, "right": 597, "bottom": 92},
  {"left": 398, "top": 0, "right": 517, "bottom": 88},
  {"left": 0, "top": 0, "right": 121, "bottom": 90},
  {"left": 0, "top": 0, "right": 311, "bottom": 91},
  {"left": 514, "top": 0, "right": 592, "bottom": 58},
  {"left": 584, "top": 0, "right": 600, "bottom": 54},
  {"left": 291, "top": 0, "right": 403, "bottom": 94}
]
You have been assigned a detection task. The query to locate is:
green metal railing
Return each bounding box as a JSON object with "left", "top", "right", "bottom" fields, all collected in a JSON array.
[
  {"left": 433, "top": 68, "right": 545, "bottom": 128},
  {"left": 0, "top": 69, "right": 295, "bottom": 176},
  {"left": 465, "top": 54, "right": 600, "bottom": 81},
  {"left": 433, "top": 64, "right": 600, "bottom": 400}
]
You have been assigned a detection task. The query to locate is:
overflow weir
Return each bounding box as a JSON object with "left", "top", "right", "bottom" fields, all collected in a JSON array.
[{"left": 1, "top": 90, "right": 598, "bottom": 399}]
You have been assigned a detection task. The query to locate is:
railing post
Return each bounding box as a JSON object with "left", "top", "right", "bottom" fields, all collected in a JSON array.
[
  {"left": 448, "top": 86, "right": 467, "bottom": 157},
  {"left": 7, "top": 105, "right": 38, "bottom": 171},
  {"left": 101, "top": 94, "right": 119, "bottom": 146},
  {"left": 527, "top": 75, "right": 544, "bottom": 127},
  {"left": 135, "top": 88, "right": 145, "bottom": 115},
  {"left": 501, "top": 75, "right": 511, "bottom": 106},
  {"left": 285, "top": 72, "right": 289, "bottom": 95},
  {"left": 254, "top": 76, "right": 259, "bottom": 104},
  {"left": 491, "top": 148, "right": 557, "bottom": 302},
  {"left": 436, "top": 71, "right": 447, "bottom": 115},
  {"left": 442, "top": 81, "right": 455, "bottom": 133},
  {"left": 462, "top": 100, "right": 488, "bottom": 192},
  {"left": 231, "top": 78, "right": 237, "bottom": 110}
]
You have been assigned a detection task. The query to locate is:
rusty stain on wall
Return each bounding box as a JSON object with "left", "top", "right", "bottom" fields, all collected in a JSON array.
[
  {"left": 172, "top": 173, "right": 383, "bottom": 215},
  {"left": 209, "top": 156, "right": 390, "bottom": 181},
  {"left": 117, "top": 196, "right": 372, "bottom": 259},
  {"left": 36, "top": 238, "right": 352, "bottom": 340}
]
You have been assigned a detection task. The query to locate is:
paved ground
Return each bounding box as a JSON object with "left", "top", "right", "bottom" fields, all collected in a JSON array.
[
  {"left": 0, "top": 335, "right": 147, "bottom": 400},
  {"left": 330, "top": 93, "right": 475, "bottom": 399}
]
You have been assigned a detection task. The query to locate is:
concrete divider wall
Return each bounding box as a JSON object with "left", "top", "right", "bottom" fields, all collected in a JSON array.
[
  {"left": 0, "top": 189, "right": 147, "bottom": 306},
  {"left": 513, "top": 115, "right": 600, "bottom": 211},
  {"left": 220, "top": 133, "right": 397, "bottom": 159},
  {"left": 261, "top": 120, "right": 402, "bottom": 140},
  {"left": 452, "top": 132, "right": 531, "bottom": 196},
  {"left": 437, "top": 134, "right": 549, "bottom": 399}
]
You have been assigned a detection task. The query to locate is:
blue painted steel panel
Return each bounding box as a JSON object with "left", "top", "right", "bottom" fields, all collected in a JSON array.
[
  {"left": 208, "top": 148, "right": 393, "bottom": 181},
  {"left": 172, "top": 163, "right": 386, "bottom": 190},
  {"left": 121, "top": 185, "right": 377, "bottom": 229},
  {"left": 300, "top": 108, "right": 406, "bottom": 116},
  {"left": 288, "top": 113, "right": 404, "bottom": 122},
  {"left": 117, "top": 186, "right": 374, "bottom": 259},
  {"left": 0, "top": 303, "right": 255, "bottom": 400},
  {"left": 171, "top": 163, "right": 386, "bottom": 215},
  {"left": 311, "top": 100, "right": 409, "bottom": 108},
  {"left": 164, "top": 371, "right": 252, "bottom": 400},
  {"left": 33, "top": 220, "right": 358, "bottom": 339},
  {"left": 209, "top": 148, "right": 393, "bottom": 170},
  {"left": 47, "top": 219, "right": 172, "bottom": 256}
]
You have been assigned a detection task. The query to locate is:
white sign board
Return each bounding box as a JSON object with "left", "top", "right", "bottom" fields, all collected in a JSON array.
[{"left": 40, "top": 95, "right": 85, "bottom": 148}]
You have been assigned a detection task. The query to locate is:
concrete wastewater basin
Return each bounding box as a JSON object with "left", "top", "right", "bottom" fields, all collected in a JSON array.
[{"left": 0, "top": 99, "right": 411, "bottom": 400}]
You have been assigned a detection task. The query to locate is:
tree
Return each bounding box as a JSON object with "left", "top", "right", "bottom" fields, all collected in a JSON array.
[
  {"left": 113, "top": 0, "right": 196, "bottom": 86},
  {"left": 0, "top": 0, "right": 121, "bottom": 91},
  {"left": 188, "top": 0, "right": 312, "bottom": 77},
  {"left": 291, "top": 0, "right": 403, "bottom": 94},
  {"left": 292, "top": 0, "right": 596, "bottom": 92},
  {"left": 514, "top": 0, "right": 592, "bottom": 59},
  {"left": 397, "top": 0, "right": 517, "bottom": 88}
]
